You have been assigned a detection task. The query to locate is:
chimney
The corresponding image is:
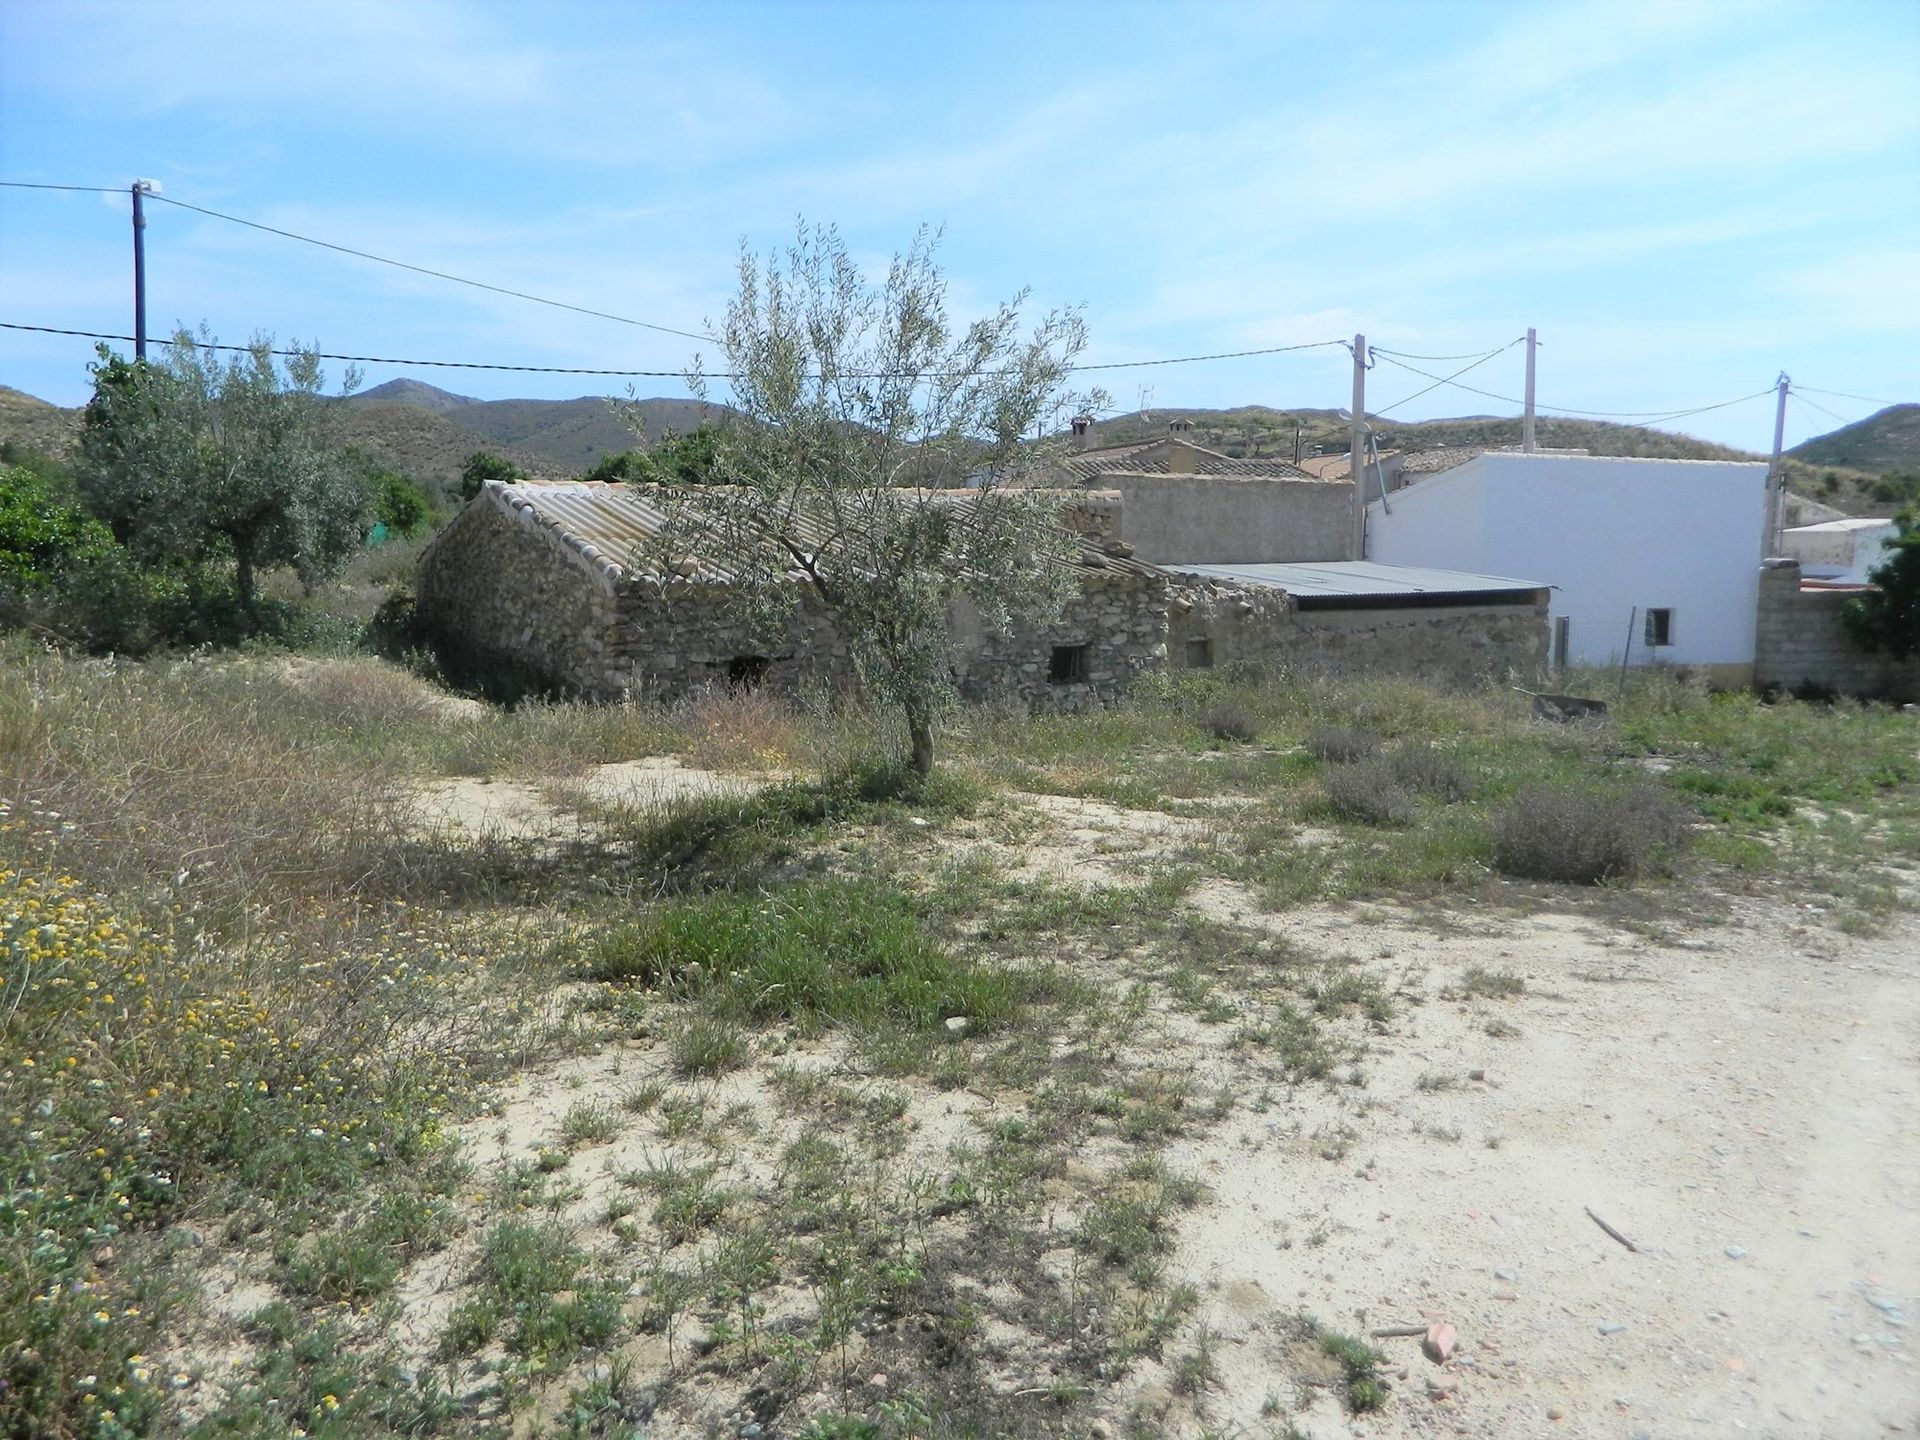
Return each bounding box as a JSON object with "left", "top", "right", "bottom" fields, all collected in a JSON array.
[
  {"left": 1071, "top": 414, "right": 1093, "bottom": 452},
  {"left": 1166, "top": 417, "right": 1195, "bottom": 473}
]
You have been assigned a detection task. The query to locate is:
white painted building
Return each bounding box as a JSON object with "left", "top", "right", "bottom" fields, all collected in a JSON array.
[
  {"left": 1779, "top": 518, "right": 1896, "bottom": 585},
  {"left": 1365, "top": 453, "right": 1769, "bottom": 681}
]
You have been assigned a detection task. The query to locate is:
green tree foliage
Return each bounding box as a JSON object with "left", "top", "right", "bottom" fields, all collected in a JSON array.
[
  {"left": 367, "top": 463, "right": 435, "bottom": 538},
  {"left": 586, "top": 424, "right": 725, "bottom": 485},
  {"left": 0, "top": 460, "right": 118, "bottom": 592},
  {"left": 1842, "top": 507, "right": 1920, "bottom": 659},
  {"left": 648, "top": 221, "right": 1101, "bottom": 775},
  {"left": 0, "top": 460, "right": 170, "bottom": 651},
  {"left": 77, "top": 334, "right": 371, "bottom": 609},
  {"left": 459, "top": 450, "right": 522, "bottom": 500}
]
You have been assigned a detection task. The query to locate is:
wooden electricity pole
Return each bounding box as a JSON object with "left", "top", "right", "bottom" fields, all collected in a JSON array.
[
  {"left": 1764, "top": 372, "right": 1790, "bottom": 558},
  {"left": 1523, "top": 327, "right": 1538, "bottom": 452},
  {"left": 131, "top": 180, "right": 149, "bottom": 361},
  {"left": 1350, "top": 333, "right": 1367, "bottom": 560}
]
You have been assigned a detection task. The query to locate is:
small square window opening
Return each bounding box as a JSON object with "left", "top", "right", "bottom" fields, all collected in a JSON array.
[
  {"left": 1185, "top": 637, "right": 1213, "bottom": 669},
  {"left": 1643, "top": 609, "right": 1674, "bottom": 648},
  {"left": 1048, "top": 644, "right": 1090, "bottom": 684}
]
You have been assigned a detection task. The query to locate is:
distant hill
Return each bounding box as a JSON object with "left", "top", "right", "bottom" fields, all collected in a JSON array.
[
  {"left": 0, "top": 385, "right": 82, "bottom": 455},
  {"left": 1788, "top": 404, "right": 1920, "bottom": 475},
  {"left": 8, "top": 374, "right": 1909, "bottom": 514},
  {"left": 1082, "top": 404, "right": 1895, "bottom": 512},
  {"left": 349, "top": 378, "right": 482, "bottom": 414},
  {"left": 449, "top": 395, "right": 721, "bottom": 476}
]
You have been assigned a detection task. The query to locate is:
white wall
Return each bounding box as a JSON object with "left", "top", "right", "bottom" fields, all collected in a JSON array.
[
  {"left": 1365, "top": 463, "right": 1490, "bottom": 571},
  {"left": 1368, "top": 453, "right": 1768, "bottom": 667},
  {"left": 1781, "top": 520, "right": 1896, "bottom": 584}
]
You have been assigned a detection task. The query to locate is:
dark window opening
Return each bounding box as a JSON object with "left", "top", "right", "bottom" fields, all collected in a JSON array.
[
  {"left": 727, "top": 655, "right": 771, "bottom": 688},
  {"left": 1185, "top": 637, "right": 1213, "bottom": 669},
  {"left": 1049, "top": 644, "right": 1091, "bottom": 684},
  {"left": 1643, "top": 609, "right": 1674, "bottom": 648}
]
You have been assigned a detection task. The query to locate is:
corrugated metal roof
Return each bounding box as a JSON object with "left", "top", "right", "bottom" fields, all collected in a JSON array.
[
  {"left": 1162, "top": 560, "right": 1549, "bottom": 599},
  {"left": 493, "top": 481, "right": 1159, "bottom": 583}
]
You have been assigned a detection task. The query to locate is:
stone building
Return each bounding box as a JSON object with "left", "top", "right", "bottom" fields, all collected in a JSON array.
[
  {"left": 1754, "top": 558, "right": 1920, "bottom": 701},
  {"left": 414, "top": 480, "right": 1167, "bottom": 704},
  {"left": 1049, "top": 422, "right": 1356, "bottom": 565},
  {"left": 1165, "top": 561, "right": 1550, "bottom": 684}
]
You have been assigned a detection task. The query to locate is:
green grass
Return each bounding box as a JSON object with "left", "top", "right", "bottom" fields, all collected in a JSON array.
[{"left": 579, "top": 874, "right": 1067, "bottom": 1068}]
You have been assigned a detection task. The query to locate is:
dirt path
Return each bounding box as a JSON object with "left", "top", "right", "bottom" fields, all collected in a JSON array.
[{"left": 1161, "top": 900, "right": 1920, "bottom": 1438}]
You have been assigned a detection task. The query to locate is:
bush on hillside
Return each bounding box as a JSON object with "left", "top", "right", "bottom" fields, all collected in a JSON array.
[
  {"left": 1306, "top": 726, "right": 1382, "bottom": 763},
  {"left": 1490, "top": 783, "right": 1692, "bottom": 884},
  {"left": 1322, "top": 757, "right": 1418, "bottom": 825}
]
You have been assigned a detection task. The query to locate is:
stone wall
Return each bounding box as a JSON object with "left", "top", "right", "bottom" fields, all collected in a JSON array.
[
  {"left": 1097, "top": 474, "right": 1355, "bottom": 564},
  {"left": 1168, "top": 580, "right": 1548, "bottom": 686},
  {"left": 950, "top": 571, "right": 1169, "bottom": 709},
  {"left": 1754, "top": 559, "right": 1920, "bottom": 701},
  {"left": 610, "top": 581, "right": 854, "bottom": 700},
  {"left": 416, "top": 486, "right": 621, "bottom": 695}
]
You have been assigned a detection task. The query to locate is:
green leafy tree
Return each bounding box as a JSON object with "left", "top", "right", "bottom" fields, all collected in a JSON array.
[
  {"left": 77, "top": 333, "right": 370, "bottom": 609},
  {"left": 648, "top": 221, "right": 1101, "bottom": 775},
  {"left": 459, "top": 450, "right": 522, "bottom": 500},
  {"left": 585, "top": 425, "right": 724, "bottom": 485},
  {"left": 366, "top": 463, "right": 434, "bottom": 538},
  {"left": 1842, "top": 507, "right": 1920, "bottom": 659}
]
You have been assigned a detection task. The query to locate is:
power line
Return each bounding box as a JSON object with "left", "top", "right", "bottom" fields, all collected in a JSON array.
[
  {"left": 0, "top": 322, "right": 706, "bottom": 378},
  {"left": 140, "top": 192, "right": 716, "bottom": 346},
  {"left": 1370, "top": 351, "right": 1774, "bottom": 425},
  {"left": 0, "top": 320, "right": 1352, "bottom": 383},
  {"left": 0, "top": 180, "right": 124, "bottom": 194},
  {"left": 1372, "top": 337, "right": 1524, "bottom": 418},
  {"left": 1071, "top": 338, "right": 1347, "bottom": 372},
  {"left": 1788, "top": 391, "right": 1853, "bottom": 428},
  {"left": 1371, "top": 343, "right": 1513, "bottom": 362},
  {"left": 1796, "top": 384, "right": 1907, "bottom": 409}
]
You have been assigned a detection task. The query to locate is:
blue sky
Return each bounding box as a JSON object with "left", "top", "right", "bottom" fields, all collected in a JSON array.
[{"left": 2, "top": 0, "right": 1915, "bottom": 453}]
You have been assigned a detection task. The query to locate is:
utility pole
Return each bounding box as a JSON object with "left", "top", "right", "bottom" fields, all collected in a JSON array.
[
  {"left": 130, "top": 178, "right": 161, "bottom": 361},
  {"left": 1350, "top": 333, "right": 1367, "bottom": 560},
  {"left": 1522, "top": 327, "right": 1538, "bottom": 453},
  {"left": 131, "top": 181, "right": 148, "bottom": 360},
  {"left": 1764, "top": 371, "right": 1790, "bottom": 558}
]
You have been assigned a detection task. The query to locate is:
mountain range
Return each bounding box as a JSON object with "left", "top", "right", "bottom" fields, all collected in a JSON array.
[{"left": 4, "top": 378, "right": 1913, "bottom": 514}]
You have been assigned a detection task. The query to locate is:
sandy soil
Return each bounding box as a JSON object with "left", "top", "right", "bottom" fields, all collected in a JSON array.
[
  {"left": 375, "top": 775, "right": 1918, "bottom": 1436},
  {"left": 409, "top": 757, "right": 765, "bottom": 840},
  {"left": 1149, "top": 898, "right": 1920, "bottom": 1439}
]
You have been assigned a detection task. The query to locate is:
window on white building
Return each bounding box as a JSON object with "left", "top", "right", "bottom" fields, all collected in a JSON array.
[{"left": 1643, "top": 609, "right": 1674, "bottom": 648}]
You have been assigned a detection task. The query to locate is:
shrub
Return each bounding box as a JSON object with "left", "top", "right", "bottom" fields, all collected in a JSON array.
[
  {"left": 1389, "top": 742, "right": 1471, "bottom": 802},
  {"left": 1323, "top": 758, "right": 1417, "bottom": 825},
  {"left": 1306, "top": 726, "right": 1382, "bottom": 763},
  {"left": 1202, "top": 700, "right": 1260, "bottom": 743},
  {"left": 1490, "top": 783, "right": 1692, "bottom": 884}
]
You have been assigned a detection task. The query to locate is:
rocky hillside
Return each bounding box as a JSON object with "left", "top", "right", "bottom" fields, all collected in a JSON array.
[
  {"left": 1788, "top": 403, "right": 1920, "bottom": 476},
  {"left": 1083, "top": 405, "right": 1895, "bottom": 511}
]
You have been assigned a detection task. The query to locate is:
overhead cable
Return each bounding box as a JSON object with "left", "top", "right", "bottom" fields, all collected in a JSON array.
[
  {"left": 0, "top": 180, "right": 124, "bottom": 194},
  {"left": 0, "top": 321, "right": 1351, "bottom": 382},
  {"left": 1371, "top": 337, "right": 1524, "bottom": 418},
  {"left": 1796, "top": 384, "right": 1907, "bottom": 409},
  {"left": 1370, "top": 351, "right": 1775, "bottom": 425},
  {"left": 140, "top": 193, "right": 716, "bottom": 345}
]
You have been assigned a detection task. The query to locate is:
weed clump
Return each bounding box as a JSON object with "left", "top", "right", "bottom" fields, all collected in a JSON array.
[
  {"left": 1323, "top": 758, "right": 1417, "bottom": 825},
  {"left": 1388, "top": 742, "right": 1472, "bottom": 802},
  {"left": 1491, "top": 783, "right": 1692, "bottom": 884},
  {"left": 1306, "top": 726, "right": 1383, "bottom": 763},
  {"left": 1202, "top": 700, "right": 1260, "bottom": 744}
]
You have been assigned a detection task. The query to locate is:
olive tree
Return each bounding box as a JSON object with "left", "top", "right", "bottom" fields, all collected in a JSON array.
[
  {"left": 78, "top": 332, "right": 369, "bottom": 609},
  {"left": 1842, "top": 506, "right": 1920, "bottom": 659},
  {"left": 649, "top": 221, "right": 1103, "bottom": 775}
]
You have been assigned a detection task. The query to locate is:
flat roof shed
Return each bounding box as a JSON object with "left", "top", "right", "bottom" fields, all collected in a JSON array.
[{"left": 1162, "top": 560, "right": 1551, "bottom": 610}]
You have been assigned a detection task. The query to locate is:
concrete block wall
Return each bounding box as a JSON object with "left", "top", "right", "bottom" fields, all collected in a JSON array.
[
  {"left": 1168, "top": 581, "right": 1548, "bottom": 686},
  {"left": 1754, "top": 559, "right": 1920, "bottom": 701}
]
